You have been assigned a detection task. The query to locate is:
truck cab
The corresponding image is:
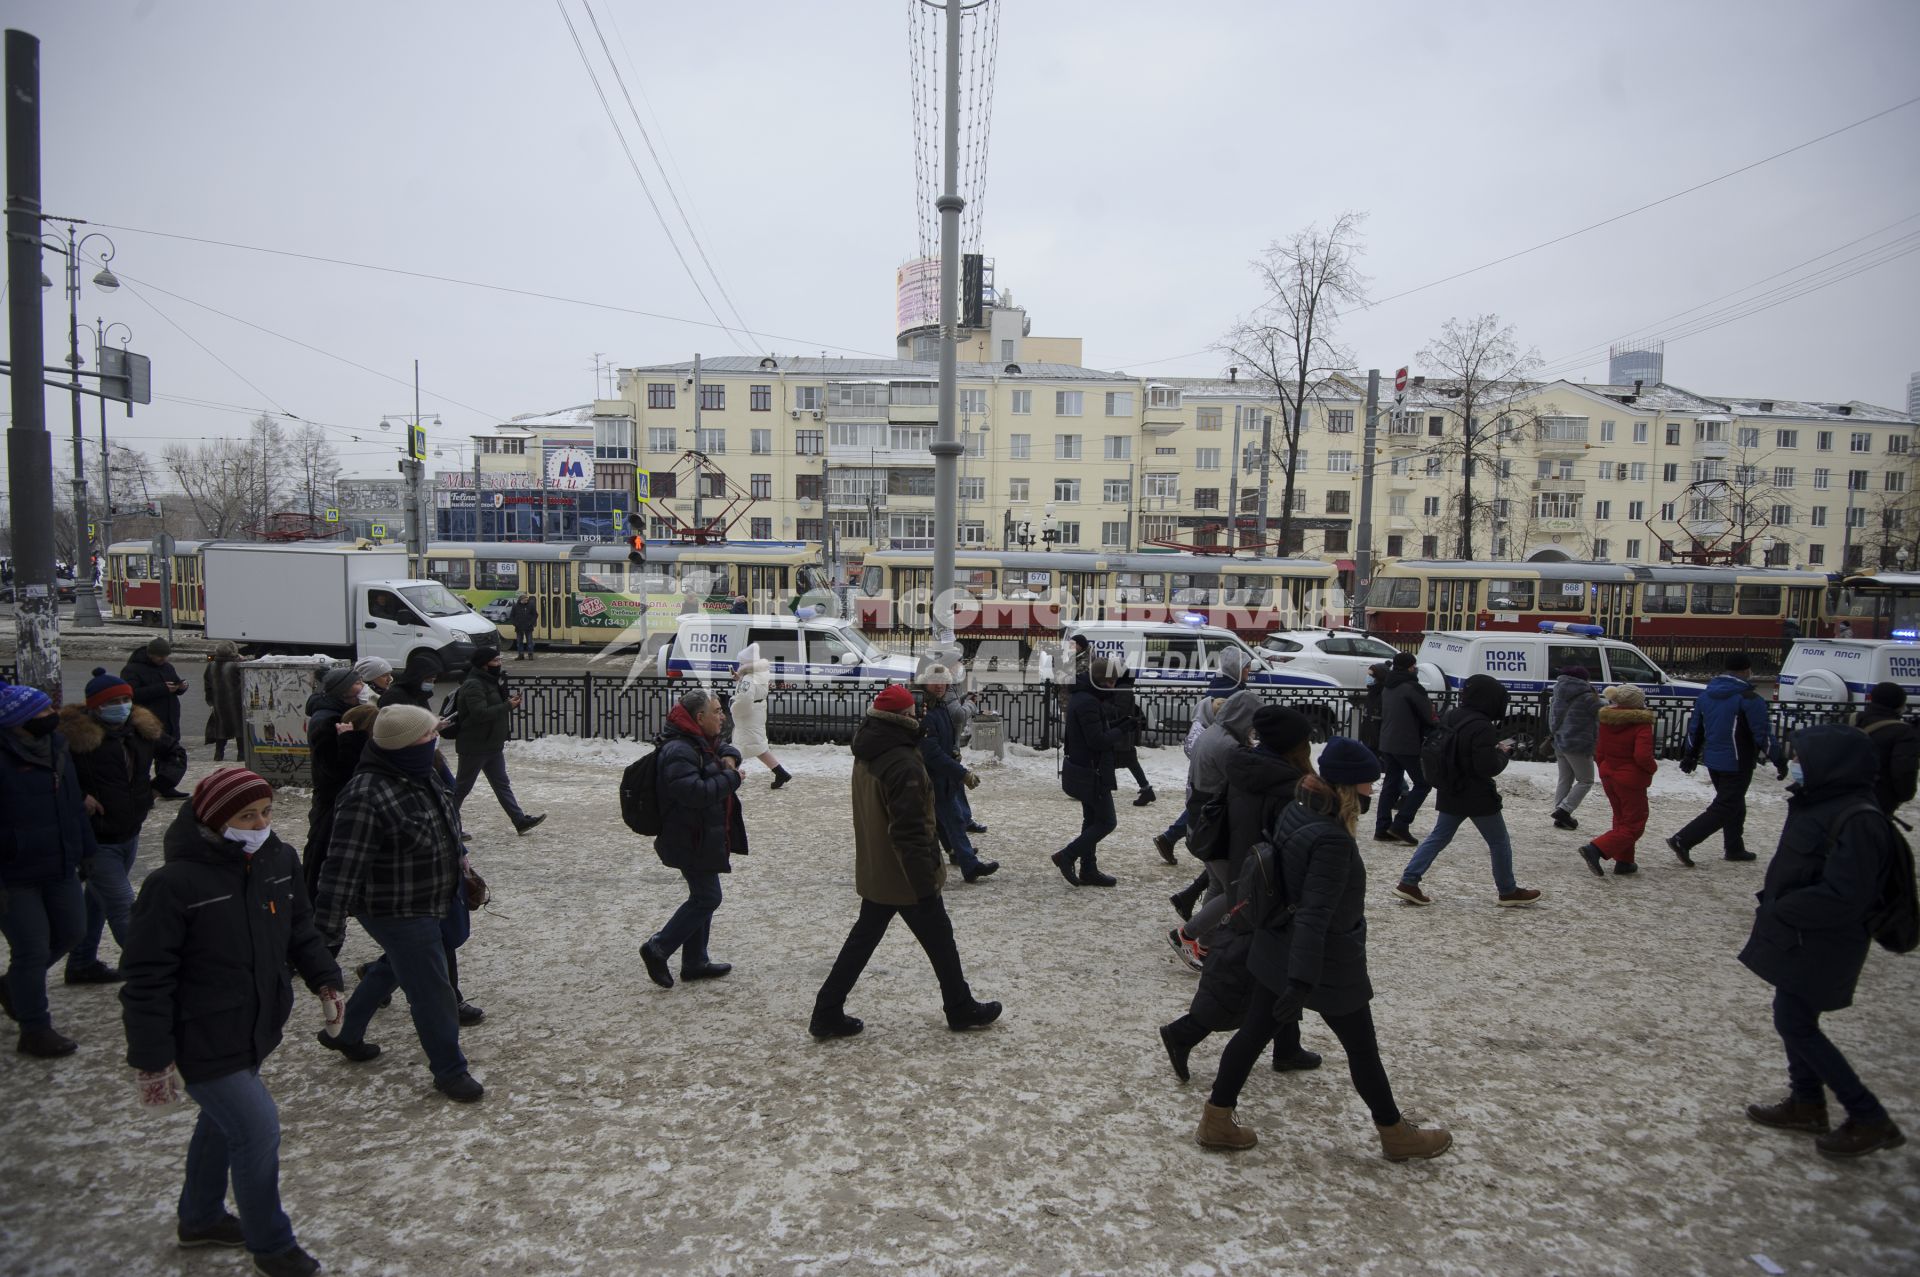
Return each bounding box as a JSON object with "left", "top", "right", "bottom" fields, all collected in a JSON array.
[{"left": 359, "top": 580, "right": 499, "bottom": 670}]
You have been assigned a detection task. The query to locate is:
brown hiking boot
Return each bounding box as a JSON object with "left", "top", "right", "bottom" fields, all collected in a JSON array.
[
  {"left": 1497, "top": 888, "right": 1542, "bottom": 907},
  {"left": 1746, "top": 1096, "right": 1830, "bottom": 1134},
  {"left": 1196, "top": 1102, "right": 1257, "bottom": 1150},
  {"left": 1816, "top": 1117, "right": 1906, "bottom": 1159},
  {"left": 1393, "top": 881, "right": 1432, "bottom": 906},
  {"left": 1378, "top": 1119, "right": 1453, "bottom": 1161}
]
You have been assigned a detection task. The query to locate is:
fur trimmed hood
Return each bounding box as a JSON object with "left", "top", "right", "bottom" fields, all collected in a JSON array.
[
  {"left": 1598, "top": 706, "right": 1657, "bottom": 726},
  {"left": 58, "top": 702, "right": 165, "bottom": 753}
]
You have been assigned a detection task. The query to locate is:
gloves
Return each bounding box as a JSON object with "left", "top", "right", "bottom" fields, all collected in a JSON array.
[
  {"left": 134, "top": 1065, "right": 183, "bottom": 1109},
  {"left": 318, "top": 986, "right": 346, "bottom": 1031},
  {"left": 963, "top": 771, "right": 982, "bottom": 791},
  {"left": 1774, "top": 759, "right": 1790, "bottom": 782},
  {"left": 1679, "top": 756, "right": 1698, "bottom": 775},
  {"left": 1271, "top": 981, "right": 1311, "bottom": 1023}
]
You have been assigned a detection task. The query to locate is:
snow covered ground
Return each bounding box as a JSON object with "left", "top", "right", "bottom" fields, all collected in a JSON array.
[{"left": 2, "top": 738, "right": 1916, "bottom": 1276}]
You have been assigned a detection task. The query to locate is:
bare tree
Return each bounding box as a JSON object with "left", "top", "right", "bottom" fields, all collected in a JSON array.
[
  {"left": 1417, "top": 314, "right": 1541, "bottom": 559},
  {"left": 1221, "top": 212, "right": 1368, "bottom": 554},
  {"left": 160, "top": 415, "right": 292, "bottom": 537},
  {"left": 287, "top": 423, "right": 342, "bottom": 523}
]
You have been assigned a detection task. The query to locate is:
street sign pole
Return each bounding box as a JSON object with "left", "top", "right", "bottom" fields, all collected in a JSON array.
[{"left": 1354, "top": 369, "right": 1382, "bottom": 629}]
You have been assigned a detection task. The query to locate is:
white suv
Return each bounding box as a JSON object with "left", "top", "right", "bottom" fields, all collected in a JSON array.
[{"left": 1257, "top": 628, "right": 1404, "bottom": 689}]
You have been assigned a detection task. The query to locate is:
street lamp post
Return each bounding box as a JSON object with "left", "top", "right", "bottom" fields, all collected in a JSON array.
[{"left": 42, "top": 218, "right": 120, "bottom": 626}]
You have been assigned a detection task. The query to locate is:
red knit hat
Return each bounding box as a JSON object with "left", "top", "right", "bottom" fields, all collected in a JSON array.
[
  {"left": 873, "top": 684, "right": 915, "bottom": 714},
  {"left": 84, "top": 666, "right": 135, "bottom": 708},
  {"left": 192, "top": 768, "right": 274, "bottom": 831}
]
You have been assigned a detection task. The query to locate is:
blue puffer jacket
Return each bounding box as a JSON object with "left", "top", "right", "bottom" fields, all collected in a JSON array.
[
  {"left": 1686, "top": 674, "right": 1772, "bottom": 772},
  {"left": 0, "top": 726, "right": 100, "bottom": 888}
]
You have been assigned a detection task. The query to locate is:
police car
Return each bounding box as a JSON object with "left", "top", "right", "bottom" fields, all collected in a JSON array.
[
  {"left": 1257, "top": 628, "right": 1404, "bottom": 689},
  {"left": 654, "top": 613, "right": 918, "bottom": 683},
  {"left": 1776, "top": 638, "right": 1920, "bottom": 706}
]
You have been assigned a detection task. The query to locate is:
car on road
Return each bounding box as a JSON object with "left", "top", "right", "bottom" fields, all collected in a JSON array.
[{"left": 1256, "top": 628, "right": 1404, "bottom": 688}]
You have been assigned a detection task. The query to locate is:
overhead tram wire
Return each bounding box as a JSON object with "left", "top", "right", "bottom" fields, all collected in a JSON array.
[
  {"left": 552, "top": 0, "right": 752, "bottom": 356},
  {"left": 1109, "top": 92, "right": 1920, "bottom": 374},
  {"left": 578, "top": 0, "right": 762, "bottom": 351}
]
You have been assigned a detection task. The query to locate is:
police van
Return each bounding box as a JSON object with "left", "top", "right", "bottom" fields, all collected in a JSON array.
[
  {"left": 654, "top": 613, "right": 918, "bottom": 683},
  {"left": 1412, "top": 624, "right": 1703, "bottom": 698},
  {"left": 1776, "top": 638, "right": 1920, "bottom": 705}
]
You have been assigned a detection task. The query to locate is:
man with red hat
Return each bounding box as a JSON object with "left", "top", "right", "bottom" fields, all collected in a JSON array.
[{"left": 808, "top": 683, "right": 1000, "bottom": 1039}]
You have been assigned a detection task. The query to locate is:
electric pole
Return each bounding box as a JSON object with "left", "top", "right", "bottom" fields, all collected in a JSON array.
[
  {"left": 929, "top": 0, "right": 964, "bottom": 644},
  {"left": 1355, "top": 369, "right": 1380, "bottom": 626}
]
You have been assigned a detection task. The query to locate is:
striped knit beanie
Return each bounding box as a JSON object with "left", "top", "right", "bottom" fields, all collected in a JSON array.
[
  {"left": 0, "top": 682, "right": 53, "bottom": 727},
  {"left": 85, "top": 667, "right": 135, "bottom": 708},
  {"left": 192, "top": 768, "right": 273, "bottom": 831}
]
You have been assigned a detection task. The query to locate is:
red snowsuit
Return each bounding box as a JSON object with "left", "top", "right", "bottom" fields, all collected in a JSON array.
[{"left": 1593, "top": 706, "right": 1657, "bottom": 862}]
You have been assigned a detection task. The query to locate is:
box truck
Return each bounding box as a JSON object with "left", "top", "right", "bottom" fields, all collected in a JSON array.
[{"left": 202, "top": 543, "right": 498, "bottom": 668}]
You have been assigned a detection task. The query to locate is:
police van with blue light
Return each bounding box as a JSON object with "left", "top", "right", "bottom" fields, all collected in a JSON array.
[
  {"left": 1776, "top": 636, "right": 1920, "bottom": 706},
  {"left": 1412, "top": 622, "right": 1705, "bottom": 698}
]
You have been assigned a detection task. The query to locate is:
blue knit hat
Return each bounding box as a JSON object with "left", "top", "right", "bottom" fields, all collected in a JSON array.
[
  {"left": 0, "top": 682, "right": 53, "bottom": 728},
  {"left": 1317, "top": 736, "right": 1382, "bottom": 785},
  {"left": 85, "top": 666, "right": 134, "bottom": 708}
]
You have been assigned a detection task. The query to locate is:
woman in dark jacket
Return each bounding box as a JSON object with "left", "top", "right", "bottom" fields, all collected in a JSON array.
[
  {"left": 1053, "top": 660, "right": 1128, "bottom": 887},
  {"left": 1739, "top": 724, "right": 1906, "bottom": 1159},
  {"left": 300, "top": 703, "right": 378, "bottom": 899},
  {"left": 121, "top": 768, "right": 343, "bottom": 1273},
  {"left": 0, "top": 684, "right": 95, "bottom": 1057},
  {"left": 638, "top": 689, "right": 748, "bottom": 989},
  {"left": 301, "top": 665, "right": 365, "bottom": 871},
  {"left": 1110, "top": 670, "right": 1155, "bottom": 806},
  {"left": 204, "top": 641, "right": 245, "bottom": 761},
  {"left": 1192, "top": 738, "right": 1452, "bottom": 1162}
]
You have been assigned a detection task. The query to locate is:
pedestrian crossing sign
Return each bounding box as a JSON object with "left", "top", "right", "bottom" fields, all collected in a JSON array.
[{"left": 324, "top": 507, "right": 340, "bottom": 523}]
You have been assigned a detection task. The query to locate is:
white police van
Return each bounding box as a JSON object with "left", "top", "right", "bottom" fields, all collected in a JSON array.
[
  {"left": 1413, "top": 623, "right": 1703, "bottom": 698},
  {"left": 654, "top": 613, "right": 917, "bottom": 683},
  {"left": 1776, "top": 638, "right": 1920, "bottom": 705}
]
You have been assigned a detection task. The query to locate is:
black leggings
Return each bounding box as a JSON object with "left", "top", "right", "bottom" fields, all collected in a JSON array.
[
  {"left": 1208, "top": 997, "right": 1400, "bottom": 1126},
  {"left": 1163, "top": 1011, "right": 1304, "bottom": 1065},
  {"left": 1126, "top": 760, "right": 1150, "bottom": 790}
]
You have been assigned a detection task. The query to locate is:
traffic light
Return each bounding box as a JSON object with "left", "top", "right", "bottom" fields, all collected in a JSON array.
[{"left": 625, "top": 512, "right": 647, "bottom": 565}]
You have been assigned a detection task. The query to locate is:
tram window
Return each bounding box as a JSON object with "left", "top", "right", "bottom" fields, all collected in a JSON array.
[
  {"left": 477, "top": 559, "right": 520, "bottom": 591},
  {"left": 1379, "top": 578, "right": 1421, "bottom": 609},
  {"left": 859, "top": 566, "right": 884, "bottom": 594},
  {"left": 1538, "top": 581, "right": 1588, "bottom": 612},
  {"left": 124, "top": 554, "right": 149, "bottom": 580},
  {"left": 1144, "top": 636, "right": 1203, "bottom": 673},
  {"left": 1690, "top": 584, "right": 1735, "bottom": 615},
  {"left": 1547, "top": 644, "right": 1601, "bottom": 677},
  {"left": 1170, "top": 574, "right": 1221, "bottom": 606},
  {"left": 680, "top": 565, "right": 730, "bottom": 596},
  {"left": 1483, "top": 578, "right": 1535, "bottom": 610},
  {"left": 1114, "top": 572, "right": 1165, "bottom": 603},
  {"left": 1007, "top": 570, "right": 1051, "bottom": 600},
  {"left": 957, "top": 568, "right": 996, "bottom": 595},
  {"left": 1604, "top": 647, "right": 1661, "bottom": 685},
  {"left": 427, "top": 558, "right": 471, "bottom": 590},
  {"left": 1642, "top": 583, "right": 1688, "bottom": 613},
  {"left": 579, "top": 563, "right": 627, "bottom": 594},
  {"left": 1736, "top": 584, "right": 1782, "bottom": 616}
]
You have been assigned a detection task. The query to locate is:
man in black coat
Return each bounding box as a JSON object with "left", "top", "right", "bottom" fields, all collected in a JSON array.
[
  {"left": 379, "top": 647, "right": 446, "bottom": 712},
  {"left": 1374, "top": 651, "right": 1437, "bottom": 845},
  {"left": 121, "top": 638, "right": 189, "bottom": 792},
  {"left": 1739, "top": 723, "right": 1906, "bottom": 1159},
  {"left": 639, "top": 689, "right": 748, "bottom": 988},
  {"left": 508, "top": 593, "right": 538, "bottom": 660},
  {"left": 1853, "top": 682, "right": 1919, "bottom": 817},
  {"left": 1053, "top": 658, "right": 1128, "bottom": 887},
  {"left": 1393, "top": 674, "right": 1542, "bottom": 907}
]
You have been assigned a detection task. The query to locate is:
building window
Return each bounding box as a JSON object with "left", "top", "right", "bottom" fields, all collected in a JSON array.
[
  {"left": 1195, "top": 447, "right": 1221, "bottom": 471},
  {"left": 959, "top": 520, "right": 986, "bottom": 546},
  {"left": 1001, "top": 339, "right": 1016, "bottom": 362},
  {"left": 1011, "top": 390, "right": 1032, "bottom": 415},
  {"left": 1105, "top": 391, "right": 1134, "bottom": 416},
  {"left": 1628, "top": 462, "right": 1647, "bottom": 481},
  {"left": 1633, "top": 421, "right": 1648, "bottom": 444},
  {"left": 1104, "top": 435, "right": 1132, "bottom": 461},
  {"left": 1600, "top": 419, "right": 1615, "bottom": 442},
  {"left": 1665, "top": 423, "right": 1681, "bottom": 446},
  {"left": 1055, "top": 434, "right": 1083, "bottom": 460},
  {"left": 1388, "top": 494, "right": 1407, "bottom": 516},
  {"left": 1103, "top": 479, "right": 1131, "bottom": 503},
  {"left": 1326, "top": 490, "right": 1350, "bottom": 514},
  {"left": 748, "top": 473, "right": 771, "bottom": 500},
  {"left": 1662, "top": 463, "right": 1679, "bottom": 482},
  {"left": 1773, "top": 466, "right": 1794, "bottom": 487},
  {"left": 1628, "top": 500, "right": 1645, "bottom": 520},
  {"left": 1595, "top": 500, "right": 1612, "bottom": 520},
  {"left": 890, "top": 424, "right": 932, "bottom": 452},
  {"left": 1196, "top": 407, "right": 1223, "bottom": 431},
  {"left": 751, "top": 429, "right": 772, "bottom": 454},
  {"left": 1849, "top": 469, "right": 1870, "bottom": 491},
  {"left": 594, "top": 417, "right": 634, "bottom": 460},
  {"left": 1328, "top": 450, "right": 1354, "bottom": 473},
  {"left": 1326, "top": 410, "right": 1355, "bottom": 434},
  {"left": 1010, "top": 433, "right": 1031, "bottom": 459},
  {"left": 1808, "top": 543, "right": 1825, "bottom": 564},
  {"left": 1424, "top": 455, "right": 1441, "bottom": 477},
  {"left": 1422, "top": 496, "right": 1441, "bottom": 517},
  {"left": 1421, "top": 535, "right": 1438, "bottom": 556},
  {"left": 793, "top": 385, "right": 821, "bottom": 411},
  {"left": 1194, "top": 488, "right": 1219, "bottom": 509},
  {"left": 1055, "top": 391, "right": 1084, "bottom": 417},
  {"left": 1054, "top": 478, "right": 1081, "bottom": 502},
  {"left": 962, "top": 431, "right": 985, "bottom": 457},
  {"left": 795, "top": 473, "right": 822, "bottom": 501},
  {"left": 647, "top": 426, "right": 678, "bottom": 454},
  {"left": 1660, "top": 502, "right": 1677, "bottom": 521},
  {"left": 647, "top": 383, "right": 676, "bottom": 409},
  {"left": 1738, "top": 427, "right": 1761, "bottom": 448},
  {"left": 1386, "top": 535, "right": 1404, "bottom": 556},
  {"left": 891, "top": 382, "right": 936, "bottom": 406},
  {"left": 1773, "top": 428, "right": 1796, "bottom": 449},
  {"left": 796, "top": 517, "right": 822, "bottom": 541},
  {"left": 1532, "top": 494, "right": 1583, "bottom": 519},
  {"left": 1055, "top": 520, "right": 1081, "bottom": 546},
  {"left": 696, "top": 428, "right": 726, "bottom": 454},
  {"left": 698, "top": 384, "right": 725, "bottom": 411},
  {"left": 960, "top": 388, "right": 987, "bottom": 415},
  {"left": 1593, "top": 538, "right": 1609, "bottom": 559},
  {"left": 1851, "top": 431, "right": 1873, "bottom": 453},
  {"left": 1009, "top": 478, "right": 1030, "bottom": 502},
  {"left": 1323, "top": 528, "right": 1350, "bottom": 553},
  {"left": 1428, "top": 416, "right": 1445, "bottom": 437},
  {"left": 1101, "top": 520, "right": 1128, "bottom": 547},
  {"left": 1771, "top": 504, "right": 1793, "bottom": 525},
  {"left": 1847, "top": 506, "right": 1867, "bottom": 529},
  {"left": 748, "top": 517, "right": 772, "bottom": 540},
  {"left": 1813, "top": 467, "right": 1830, "bottom": 490},
  {"left": 796, "top": 430, "right": 823, "bottom": 456},
  {"left": 1626, "top": 538, "right": 1642, "bottom": 560},
  {"left": 1143, "top": 473, "right": 1179, "bottom": 501},
  {"left": 1817, "top": 430, "right": 1834, "bottom": 451},
  {"left": 1891, "top": 434, "right": 1912, "bottom": 455},
  {"left": 1889, "top": 471, "right": 1908, "bottom": 493},
  {"left": 750, "top": 384, "right": 772, "bottom": 412}
]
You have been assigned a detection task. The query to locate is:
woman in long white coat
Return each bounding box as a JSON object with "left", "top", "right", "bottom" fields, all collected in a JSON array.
[{"left": 730, "top": 645, "right": 792, "bottom": 788}]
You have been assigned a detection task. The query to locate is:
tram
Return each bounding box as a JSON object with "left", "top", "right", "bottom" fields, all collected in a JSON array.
[
  {"left": 104, "top": 540, "right": 212, "bottom": 625},
  {"left": 1829, "top": 572, "right": 1920, "bottom": 639}
]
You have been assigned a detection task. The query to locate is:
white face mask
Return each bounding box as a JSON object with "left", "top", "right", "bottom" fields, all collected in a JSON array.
[
  {"left": 1787, "top": 760, "right": 1806, "bottom": 787},
  {"left": 224, "top": 825, "right": 273, "bottom": 854}
]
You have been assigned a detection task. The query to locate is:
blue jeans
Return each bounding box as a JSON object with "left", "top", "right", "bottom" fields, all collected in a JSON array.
[
  {"left": 514, "top": 628, "right": 533, "bottom": 657},
  {"left": 453, "top": 750, "right": 527, "bottom": 823},
  {"left": 70, "top": 835, "right": 140, "bottom": 972},
  {"left": 181, "top": 1067, "right": 297, "bottom": 1257},
  {"left": 1061, "top": 790, "right": 1117, "bottom": 867},
  {"left": 654, "top": 870, "right": 722, "bottom": 966},
  {"left": 1159, "top": 808, "right": 1190, "bottom": 843},
  {"left": 1, "top": 874, "right": 85, "bottom": 1030},
  {"left": 1376, "top": 753, "right": 1430, "bottom": 836},
  {"left": 340, "top": 915, "right": 467, "bottom": 1082},
  {"left": 934, "top": 788, "right": 980, "bottom": 869},
  {"left": 1400, "top": 810, "right": 1518, "bottom": 895},
  {"left": 1774, "top": 988, "right": 1888, "bottom": 1123}
]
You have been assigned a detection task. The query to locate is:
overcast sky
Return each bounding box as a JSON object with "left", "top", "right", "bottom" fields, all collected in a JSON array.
[{"left": 4, "top": 0, "right": 1918, "bottom": 482}]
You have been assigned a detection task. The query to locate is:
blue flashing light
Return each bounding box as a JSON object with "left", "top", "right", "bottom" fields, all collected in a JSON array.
[
  {"left": 1536, "top": 621, "right": 1605, "bottom": 637},
  {"left": 1893, "top": 629, "right": 1918, "bottom": 641},
  {"left": 1179, "top": 612, "right": 1208, "bottom": 628}
]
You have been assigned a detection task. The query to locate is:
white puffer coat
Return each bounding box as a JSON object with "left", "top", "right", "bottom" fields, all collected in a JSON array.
[{"left": 731, "top": 660, "right": 772, "bottom": 757}]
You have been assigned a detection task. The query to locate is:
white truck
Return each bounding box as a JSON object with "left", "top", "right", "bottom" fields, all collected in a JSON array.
[{"left": 202, "top": 543, "right": 499, "bottom": 669}]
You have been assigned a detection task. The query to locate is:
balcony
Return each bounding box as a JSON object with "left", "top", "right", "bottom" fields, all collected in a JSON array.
[
  {"left": 1696, "top": 437, "right": 1731, "bottom": 460},
  {"left": 888, "top": 403, "right": 939, "bottom": 424},
  {"left": 1386, "top": 427, "right": 1425, "bottom": 451},
  {"left": 1143, "top": 417, "right": 1186, "bottom": 436},
  {"left": 1530, "top": 478, "right": 1585, "bottom": 492},
  {"left": 1534, "top": 417, "right": 1590, "bottom": 456}
]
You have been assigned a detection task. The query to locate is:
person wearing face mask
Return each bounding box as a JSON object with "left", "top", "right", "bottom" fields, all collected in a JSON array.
[
  {"left": 120, "top": 768, "right": 344, "bottom": 1276},
  {"left": 0, "top": 683, "right": 96, "bottom": 1057},
  {"left": 57, "top": 668, "right": 188, "bottom": 986},
  {"left": 639, "top": 689, "right": 750, "bottom": 988},
  {"left": 314, "top": 704, "right": 483, "bottom": 1103},
  {"left": 1191, "top": 738, "right": 1452, "bottom": 1163},
  {"left": 351, "top": 657, "right": 395, "bottom": 706},
  {"left": 451, "top": 650, "right": 544, "bottom": 835},
  {"left": 120, "top": 638, "right": 190, "bottom": 795},
  {"left": 379, "top": 647, "right": 444, "bottom": 712}
]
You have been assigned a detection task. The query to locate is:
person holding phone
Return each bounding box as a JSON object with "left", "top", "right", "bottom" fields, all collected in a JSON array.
[{"left": 120, "top": 638, "right": 191, "bottom": 796}]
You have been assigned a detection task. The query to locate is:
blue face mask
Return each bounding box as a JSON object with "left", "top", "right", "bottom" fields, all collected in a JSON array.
[
  {"left": 1788, "top": 760, "right": 1806, "bottom": 787},
  {"left": 97, "top": 703, "right": 133, "bottom": 725}
]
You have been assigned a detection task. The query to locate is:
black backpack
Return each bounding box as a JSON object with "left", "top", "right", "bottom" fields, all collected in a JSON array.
[
  {"left": 437, "top": 691, "right": 462, "bottom": 741},
  {"left": 1229, "top": 837, "right": 1289, "bottom": 935},
  {"left": 620, "top": 748, "right": 665, "bottom": 836},
  {"left": 1419, "top": 718, "right": 1465, "bottom": 792},
  {"left": 1822, "top": 801, "right": 1919, "bottom": 955}
]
